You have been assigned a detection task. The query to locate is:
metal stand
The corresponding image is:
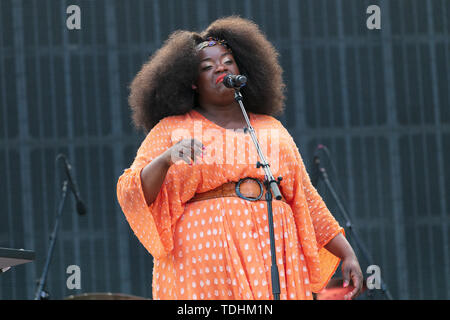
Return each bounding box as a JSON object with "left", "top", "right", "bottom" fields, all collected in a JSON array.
[
  {"left": 313, "top": 153, "right": 393, "bottom": 300},
  {"left": 234, "top": 89, "right": 282, "bottom": 300},
  {"left": 34, "top": 180, "right": 69, "bottom": 300},
  {"left": 34, "top": 153, "right": 86, "bottom": 300}
]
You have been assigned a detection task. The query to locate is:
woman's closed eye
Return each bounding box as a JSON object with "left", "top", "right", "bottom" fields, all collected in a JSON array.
[{"left": 201, "top": 59, "right": 234, "bottom": 71}]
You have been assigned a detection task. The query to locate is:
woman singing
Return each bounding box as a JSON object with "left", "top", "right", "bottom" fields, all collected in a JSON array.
[{"left": 117, "top": 16, "right": 362, "bottom": 300}]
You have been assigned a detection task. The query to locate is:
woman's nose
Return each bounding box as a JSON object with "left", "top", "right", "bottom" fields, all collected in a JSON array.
[{"left": 216, "top": 63, "right": 227, "bottom": 73}]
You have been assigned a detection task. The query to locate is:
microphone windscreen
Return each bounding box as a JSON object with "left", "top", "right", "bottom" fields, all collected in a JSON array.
[{"left": 76, "top": 201, "right": 87, "bottom": 215}]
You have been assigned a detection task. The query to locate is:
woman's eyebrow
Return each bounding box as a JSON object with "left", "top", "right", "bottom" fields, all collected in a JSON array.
[{"left": 200, "top": 52, "right": 232, "bottom": 62}]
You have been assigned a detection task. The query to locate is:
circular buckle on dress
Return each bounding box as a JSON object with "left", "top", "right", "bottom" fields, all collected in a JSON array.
[{"left": 235, "top": 177, "right": 264, "bottom": 201}]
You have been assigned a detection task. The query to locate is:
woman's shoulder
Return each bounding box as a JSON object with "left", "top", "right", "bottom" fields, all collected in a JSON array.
[
  {"left": 154, "top": 112, "right": 193, "bottom": 130},
  {"left": 252, "top": 113, "right": 296, "bottom": 145},
  {"left": 253, "top": 113, "right": 285, "bottom": 129}
]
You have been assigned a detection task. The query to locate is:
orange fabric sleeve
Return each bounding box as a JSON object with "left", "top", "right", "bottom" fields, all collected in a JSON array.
[
  {"left": 297, "top": 151, "right": 343, "bottom": 250},
  {"left": 298, "top": 149, "right": 344, "bottom": 292},
  {"left": 116, "top": 119, "right": 183, "bottom": 259},
  {"left": 283, "top": 130, "right": 344, "bottom": 293}
]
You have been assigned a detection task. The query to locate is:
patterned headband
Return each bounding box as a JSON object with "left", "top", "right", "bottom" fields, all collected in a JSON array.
[{"left": 196, "top": 37, "right": 231, "bottom": 52}]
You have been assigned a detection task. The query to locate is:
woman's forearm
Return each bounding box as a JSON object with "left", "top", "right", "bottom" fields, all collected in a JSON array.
[
  {"left": 324, "top": 233, "right": 357, "bottom": 259},
  {"left": 140, "top": 153, "right": 171, "bottom": 206},
  {"left": 325, "top": 232, "right": 363, "bottom": 295}
]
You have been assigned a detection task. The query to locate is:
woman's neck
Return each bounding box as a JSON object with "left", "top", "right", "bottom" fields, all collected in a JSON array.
[{"left": 194, "top": 103, "right": 244, "bottom": 125}]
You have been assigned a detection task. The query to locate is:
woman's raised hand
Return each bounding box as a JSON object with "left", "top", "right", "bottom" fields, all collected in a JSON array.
[{"left": 163, "top": 138, "right": 205, "bottom": 166}]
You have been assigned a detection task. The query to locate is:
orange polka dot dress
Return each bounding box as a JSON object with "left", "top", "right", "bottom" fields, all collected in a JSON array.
[{"left": 117, "top": 109, "right": 344, "bottom": 300}]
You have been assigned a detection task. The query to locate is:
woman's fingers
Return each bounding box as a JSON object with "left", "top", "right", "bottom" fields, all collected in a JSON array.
[
  {"left": 352, "top": 270, "right": 363, "bottom": 297},
  {"left": 346, "top": 275, "right": 359, "bottom": 300},
  {"left": 181, "top": 150, "right": 193, "bottom": 165},
  {"left": 191, "top": 140, "right": 206, "bottom": 160},
  {"left": 190, "top": 138, "right": 204, "bottom": 149},
  {"left": 344, "top": 269, "right": 363, "bottom": 300},
  {"left": 341, "top": 256, "right": 364, "bottom": 300},
  {"left": 342, "top": 265, "right": 351, "bottom": 289},
  {"left": 169, "top": 139, "right": 206, "bottom": 165},
  {"left": 190, "top": 139, "right": 206, "bottom": 162},
  {"left": 180, "top": 144, "right": 204, "bottom": 164},
  {"left": 191, "top": 144, "right": 204, "bottom": 162}
]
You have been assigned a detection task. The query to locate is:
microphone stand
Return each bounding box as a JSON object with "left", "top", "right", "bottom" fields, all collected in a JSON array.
[
  {"left": 34, "top": 179, "right": 69, "bottom": 300},
  {"left": 34, "top": 154, "right": 85, "bottom": 300},
  {"left": 234, "top": 89, "right": 282, "bottom": 300},
  {"left": 313, "top": 154, "right": 393, "bottom": 300}
]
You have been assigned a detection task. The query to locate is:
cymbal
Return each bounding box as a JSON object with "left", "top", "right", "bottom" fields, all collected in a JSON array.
[
  {"left": 65, "top": 292, "right": 149, "bottom": 300},
  {"left": 315, "top": 278, "right": 366, "bottom": 300}
]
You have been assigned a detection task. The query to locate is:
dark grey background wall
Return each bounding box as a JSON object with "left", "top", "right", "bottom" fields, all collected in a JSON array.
[{"left": 0, "top": 0, "right": 449, "bottom": 300}]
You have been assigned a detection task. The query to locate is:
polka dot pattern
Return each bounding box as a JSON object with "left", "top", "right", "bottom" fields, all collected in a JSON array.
[{"left": 117, "top": 110, "right": 343, "bottom": 299}]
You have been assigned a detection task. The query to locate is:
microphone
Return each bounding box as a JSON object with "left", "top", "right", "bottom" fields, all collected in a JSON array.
[
  {"left": 223, "top": 74, "right": 247, "bottom": 88},
  {"left": 56, "top": 154, "right": 87, "bottom": 215}
]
